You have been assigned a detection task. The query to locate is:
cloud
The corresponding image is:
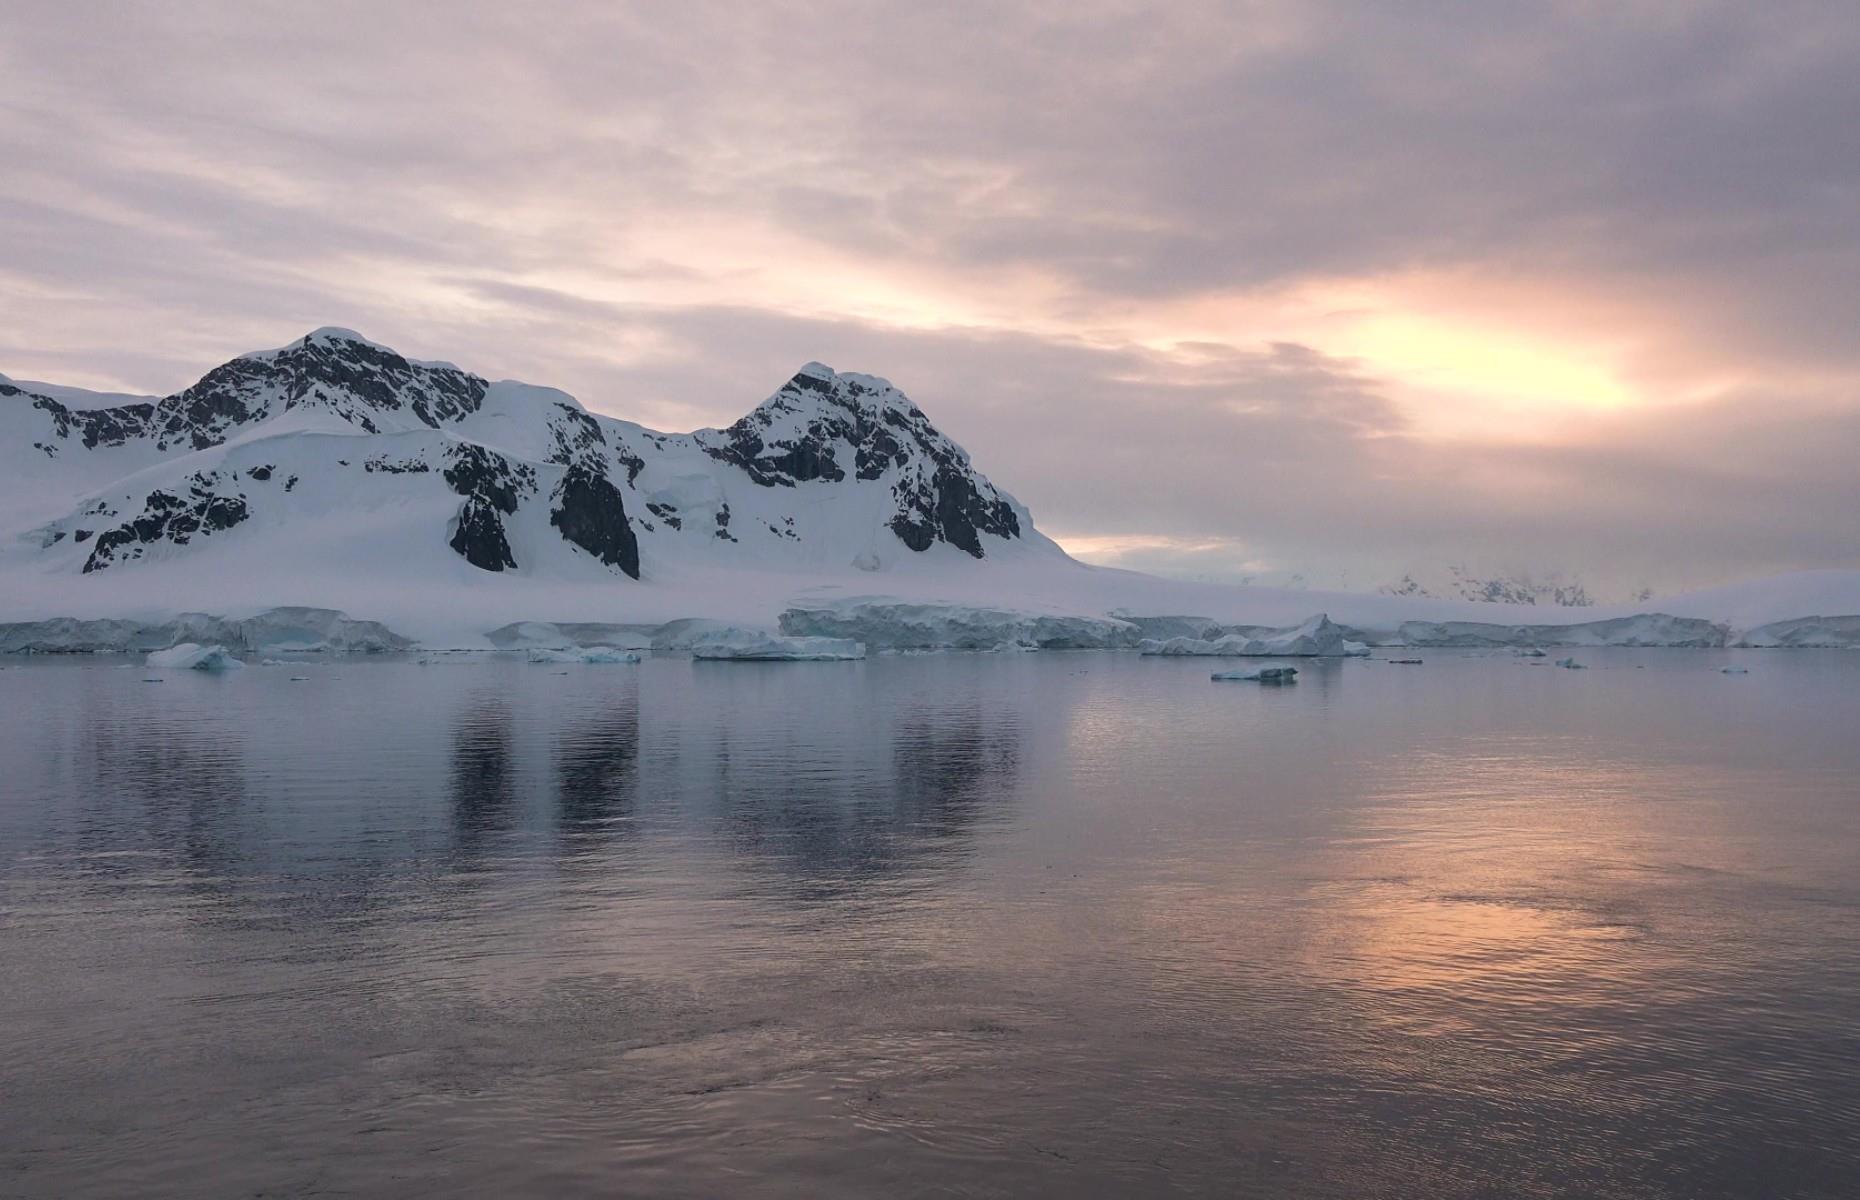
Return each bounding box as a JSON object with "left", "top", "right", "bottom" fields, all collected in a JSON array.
[{"left": 2, "top": 0, "right": 1858, "bottom": 596}]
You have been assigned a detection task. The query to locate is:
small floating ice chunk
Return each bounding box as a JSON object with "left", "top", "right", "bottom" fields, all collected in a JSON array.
[
  {"left": 1387, "top": 658, "right": 1423, "bottom": 665},
  {"left": 1210, "top": 665, "right": 1298, "bottom": 683},
  {"left": 1721, "top": 666, "right": 1749, "bottom": 674},
  {"left": 146, "top": 643, "right": 244, "bottom": 672},
  {"left": 1555, "top": 657, "right": 1586, "bottom": 670}
]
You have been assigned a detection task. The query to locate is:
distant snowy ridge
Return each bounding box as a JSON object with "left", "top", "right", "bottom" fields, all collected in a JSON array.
[{"left": 1381, "top": 567, "right": 1601, "bottom": 607}]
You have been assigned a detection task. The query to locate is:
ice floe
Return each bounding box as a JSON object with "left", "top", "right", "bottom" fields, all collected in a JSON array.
[{"left": 525, "top": 646, "right": 642, "bottom": 664}]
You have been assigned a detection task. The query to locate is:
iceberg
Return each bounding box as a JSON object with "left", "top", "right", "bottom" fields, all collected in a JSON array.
[
  {"left": 1555, "top": 657, "right": 1586, "bottom": 669},
  {"left": 688, "top": 628, "right": 865, "bottom": 661},
  {"left": 1210, "top": 666, "right": 1298, "bottom": 683},
  {"left": 146, "top": 643, "right": 244, "bottom": 672},
  {"left": 525, "top": 646, "right": 641, "bottom": 664}
]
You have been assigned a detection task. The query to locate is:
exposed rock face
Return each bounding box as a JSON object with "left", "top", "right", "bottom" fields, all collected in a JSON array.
[
  {"left": 157, "top": 329, "right": 487, "bottom": 446},
  {"left": 550, "top": 463, "right": 640, "bottom": 578},
  {"left": 697, "top": 364, "right": 1023, "bottom": 559},
  {"left": 450, "top": 499, "right": 517, "bottom": 572},
  {"left": 443, "top": 443, "right": 534, "bottom": 572},
  {"left": 15, "top": 386, "right": 156, "bottom": 452},
  {"left": 12, "top": 329, "right": 489, "bottom": 457},
  {"left": 82, "top": 472, "right": 251, "bottom": 573}
]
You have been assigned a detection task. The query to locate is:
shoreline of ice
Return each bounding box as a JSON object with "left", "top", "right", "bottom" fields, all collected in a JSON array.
[{"left": 6, "top": 599, "right": 1860, "bottom": 659}]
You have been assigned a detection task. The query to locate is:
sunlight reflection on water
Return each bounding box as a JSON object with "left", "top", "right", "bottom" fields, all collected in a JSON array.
[{"left": 3, "top": 649, "right": 1858, "bottom": 1197}]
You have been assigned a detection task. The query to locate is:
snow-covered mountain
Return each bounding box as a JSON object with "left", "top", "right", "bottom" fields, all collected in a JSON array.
[{"left": 1, "top": 328, "right": 1064, "bottom": 590}]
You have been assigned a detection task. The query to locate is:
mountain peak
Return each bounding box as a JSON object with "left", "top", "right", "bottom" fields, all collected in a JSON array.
[{"left": 240, "top": 326, "right": 398, "bottom": 362}]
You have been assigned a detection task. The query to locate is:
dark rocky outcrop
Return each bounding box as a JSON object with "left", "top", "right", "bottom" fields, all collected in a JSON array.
[
  {"left": 550, "top": 463, "right": 640, "bottom": 578},
  {"left": 81, "top": 473, "right": 251, "bottom": 573},
  {"left": 697, "top": 365, "right": 1024, "bottom": 559},
  {"left": 450, "top": 499, "right": 517, "bottom": 571},
  {"left": 14, "top": 330, "right": 491, "bottom": 457},
  {"left": 154, "top": 332, "right": 486, "bottom": 447},
  {"left": 443, "top": 444, "right": 534, "bottom": 572},
  {"left": 16, "top": 388, "right": 155, "bottom": 451}
]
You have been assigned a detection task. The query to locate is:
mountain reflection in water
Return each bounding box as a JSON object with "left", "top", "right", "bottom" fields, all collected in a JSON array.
[{"left": 3, "top": 649, "right": 1858, "bottom": 1198}]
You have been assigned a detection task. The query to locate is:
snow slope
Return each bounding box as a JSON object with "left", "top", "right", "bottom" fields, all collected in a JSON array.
[{"left": 5, "top": 329, "right": 1859, "bottom": 649}]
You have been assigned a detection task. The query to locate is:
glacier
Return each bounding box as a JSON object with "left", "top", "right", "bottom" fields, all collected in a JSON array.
[
  {"left": 1395, "top": 613, "right": 1727, "bottom": 649},
  {"left": 1139, "top": 614, "right": 1369, "bottom": 657},
  {"left": 0, "top": 607, "right": 411, "bottom": 654},
  {"left": 687, "top": 629, "right": 866, "bottom": 661},
  {"left": 778, "top": 599, "right": 1141, "bottom": 651},
  {"left": 1737, "top": 615, "right": 1860, "bottom": 648}
]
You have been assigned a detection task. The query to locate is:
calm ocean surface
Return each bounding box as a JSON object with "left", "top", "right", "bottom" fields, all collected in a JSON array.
[{"left": 3, "top": 649, "right": 1858, "bottom": 1198}]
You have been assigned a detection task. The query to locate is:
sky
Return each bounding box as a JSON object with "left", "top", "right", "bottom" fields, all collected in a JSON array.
[{"left": 4, "top": 1, "right": 1858, "bottom": 597}]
